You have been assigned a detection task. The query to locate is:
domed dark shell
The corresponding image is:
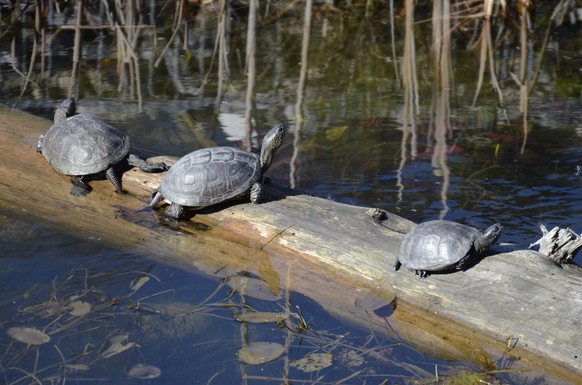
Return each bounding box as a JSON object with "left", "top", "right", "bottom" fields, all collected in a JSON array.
[
  {"left": 398, "top": 220, "right": 480, "bottom": 272},
  {"left": 160, "top": 147, "right": 261, "bottom": 207},
  {"left": 42, "top": 114, "right": 130, "bottom": 176}
]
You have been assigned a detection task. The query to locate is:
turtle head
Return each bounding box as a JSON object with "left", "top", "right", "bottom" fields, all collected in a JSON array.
[
  {"left": 475, "top": 223, "right": 503, "bottom": 254},
  {"left": 54, "top": 98, "right": 77, "bottom": 123},
  {"left": 260, "top": 122, "right": 287, "bottom": 173}
]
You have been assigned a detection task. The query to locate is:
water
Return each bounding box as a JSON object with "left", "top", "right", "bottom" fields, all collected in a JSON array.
[
  {"left": 0, "top": 213, "right": 517, "bottom": 384},
  {"left": 1, "top": 2, "right": 582, "bottom": 383}
]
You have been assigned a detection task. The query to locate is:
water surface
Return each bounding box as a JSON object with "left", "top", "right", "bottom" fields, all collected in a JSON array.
[{"left": 1, "top": 2, "right": 582, "bottom": 383}]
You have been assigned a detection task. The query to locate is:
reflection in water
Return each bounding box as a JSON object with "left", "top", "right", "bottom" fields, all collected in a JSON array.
[
  {"left": 290, "top": 0, "right": 313, "bottom": 190},
  {"left": 397, "top": 0, "right": 419, "bottom": 203},
  {"left": 429, "top": 0, "right": 452, "bottom": 218},
  {"left": 3, "top": 2, "right": 581, "bottom": 245}
]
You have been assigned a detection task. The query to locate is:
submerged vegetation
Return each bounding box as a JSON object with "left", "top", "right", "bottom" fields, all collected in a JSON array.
[{"left": 0, "top": 264, "right": 529, "bottom": 384}]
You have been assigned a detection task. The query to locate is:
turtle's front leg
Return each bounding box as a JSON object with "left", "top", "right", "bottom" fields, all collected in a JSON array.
[
  {"left": 167, "top": 203, "right": 185, "bottom": 220},
  {"left": 70, "top": 176, "right": 92, "bottom": 196},
  {"left": 250, "top": 182, "right": 263, "bottom": 203}
]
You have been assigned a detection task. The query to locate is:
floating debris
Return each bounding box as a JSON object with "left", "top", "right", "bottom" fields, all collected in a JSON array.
[
  {"left": 20, "top": 299, "right": 65, "bottom": 318},
  {"left": 237, "top": 342, "right": 285, "bottom": 365},
  {"left": 290, "top": 352, "right": 334, "bottom": 372},
  {"left": 127, "top": 363, "right": 161, "bottom": 379},
  {"left": 99, "top": 334, "right": 136, "bottom": 358},
  {"left": 65, "top": 364, "right": 90, "bottom": 372},
  {"left": 7, "top": 326, "right": 51, "bottom": 345},
  {"left": 529, "top": 224, "right": 582, "bottom": 264},
  {"left": 234, "top": 311, "right": 289, "bottom": 324},
  {"left": 68, "top": 300, "right": 91, "bottom": 316}
]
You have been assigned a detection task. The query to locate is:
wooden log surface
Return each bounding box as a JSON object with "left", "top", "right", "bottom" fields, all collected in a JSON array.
[{"left": 1, "top": 105, "right": 581, "bottom": 383}]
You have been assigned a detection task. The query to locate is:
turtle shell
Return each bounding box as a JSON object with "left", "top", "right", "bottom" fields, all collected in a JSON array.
[
  {"left": 42, "top": 114, "right": 130, "bottom": 176},
  {"left": 160, "top": 147, "right": 262, "bottom": 207},
  {"left": 398, "top": 220, "right": 480, "bottom": 272}
]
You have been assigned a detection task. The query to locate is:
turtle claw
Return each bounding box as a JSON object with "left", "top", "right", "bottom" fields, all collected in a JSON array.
[
  {"left": 250, "top": 182, "right": 263, "bottom": 203},
  {"left": 36, "top": 134, "right": 44, "bottom": 154},
  {"left": 416, "top": 270, "right": 430, "bottom": 278},
  {"left": 70, "top": 176, "right": 91, "bottom": 196}
]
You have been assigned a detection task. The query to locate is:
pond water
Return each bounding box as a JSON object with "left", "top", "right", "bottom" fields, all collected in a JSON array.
[
  {"left": 1, "top": 1, "right": 582, "bottom": 384},
  {"left": 1, "top": 212, "right": 517, "bottom": 384}
]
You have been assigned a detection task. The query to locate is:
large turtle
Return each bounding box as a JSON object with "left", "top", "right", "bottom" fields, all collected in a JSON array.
[
  {"left": 395, "top": 220, "right": 502, "bottom": 277},
  {"left": 150, "top": 122, "right": 287, "bottom": 219},
  {"left": 37, "top": 98, "right": 167, "bottom": 196}
]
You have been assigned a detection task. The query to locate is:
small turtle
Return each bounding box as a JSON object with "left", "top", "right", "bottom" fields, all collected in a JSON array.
[
  {"left": 150, "top": 122, "right": 287, "bottom": 219},
  {"left": 395, "top": 220, "right": 502, "bottom": 277},
  {"left": 37, "top": 98, "right": 167, "bottom": 195}
]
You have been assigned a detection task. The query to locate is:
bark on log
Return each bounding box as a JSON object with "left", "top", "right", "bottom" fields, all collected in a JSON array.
[{"left": 1, "top": 105, "right": 581, "bottom": 383}]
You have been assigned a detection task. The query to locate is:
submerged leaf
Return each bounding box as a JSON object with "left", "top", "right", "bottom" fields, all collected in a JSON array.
[
  {"left": 130, "top": 276, "right": 150, "bottom": 292},
  {"left": 338, "top": 349, "right": 365, "bottom": 367},
  {"left": 325, "top": 126, "right": 348, "bottom": 141},
  {"left": 237, "top": 342, "right": 285, "bottom": 365},
  {"left": 127, "top": 363, "right": 161, "bottom": 379},
  {"left": 234, "top": 311, "right": 289, "bottom": 324},
  {"left": 140, "top": 301, "right": 210, "bottom": 340},
  {"left": 20, "top": 299, "right": 64, "bottom": 318},
  {"left": 226, "top": 276, "right": 281, "bottom": 301},
  {"left": 7, "top": 326, "right": 51, "bottom": 345},
  {"left": 290, "top": 352, "right": 334, "bottom": 372},
  {"left": 100, "top": 334, "right": 136, "bottom": 358},
  {"left": 68, "top": 300, "right": 91, "bottom": 316}
]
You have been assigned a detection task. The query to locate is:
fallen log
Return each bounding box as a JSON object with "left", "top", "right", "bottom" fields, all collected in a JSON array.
[{"left": 1, "top": 105, "right": 581, "bottom": 383}]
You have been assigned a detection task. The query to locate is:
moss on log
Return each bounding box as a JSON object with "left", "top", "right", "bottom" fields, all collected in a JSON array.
[{"left": 1, "top": 105, "right": 581, "bottom": 383}]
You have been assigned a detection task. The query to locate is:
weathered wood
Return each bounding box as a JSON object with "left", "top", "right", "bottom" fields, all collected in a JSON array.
[
  {"left": 1, "top": 105, "right": 581, "bottom": 383},
  {"left": 530, "top": 224, "right": 582, "bottom": 264}
]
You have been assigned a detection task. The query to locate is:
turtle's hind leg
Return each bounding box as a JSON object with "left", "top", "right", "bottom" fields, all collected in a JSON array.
[
  {"left": 393, "top": 259, "right": 402, "bottom": 271},
  {"left": 150, "top": 190, "right": 164, "bottom": 208},
  {"left": 105, "top": 167, "right": 124, "bottom": 193}
]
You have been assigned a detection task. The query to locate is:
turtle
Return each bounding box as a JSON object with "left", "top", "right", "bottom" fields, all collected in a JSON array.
[
  {"left": 37, "top": 98, "right": 167, "bottom": 196},
  {"left": 150, "top": 122, "right": 287, "bottom": 219},
  {"left": 395, "top": 220, "right": 502, "bottom": 277}
]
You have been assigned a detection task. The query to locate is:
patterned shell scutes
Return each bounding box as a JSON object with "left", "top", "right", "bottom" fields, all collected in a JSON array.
[
  {"left": 161, "top": 147, "right": 261, "bottom": 207},
  {"left": 398, "top": 220, "right": 479, "bottom": 271},
  {"left": 42, "top": 114, "right": 130, "bottom": 175}
]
